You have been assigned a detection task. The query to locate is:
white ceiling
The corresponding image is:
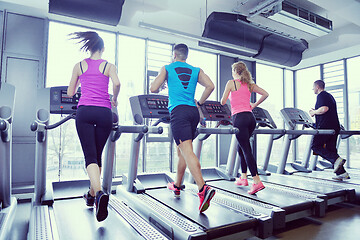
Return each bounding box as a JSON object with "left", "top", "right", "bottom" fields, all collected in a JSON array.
[{"left": 1, "top": 0, "right": 360, "bottom": 69}]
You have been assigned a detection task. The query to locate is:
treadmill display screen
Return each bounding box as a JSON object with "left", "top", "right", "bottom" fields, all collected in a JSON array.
[
  {"left": 146, "top": 98, "right": 168, "bottom": 109},
  {"left": 50, "top": 87, "right": 81, "bottom": 114},
  {"left": 203, "top": 103, "right": 227, "bottom": 114},
  {"left": 282, "top": 108, "right": 312, "bottom": 125},
  {"left": 252, "top": 107, "right": 267, "bottom": 120},
  {"left": 61, "top": 90, "right": 80, "bottom": 104},
  {"left": 200, "top": 101, "right": 231, "bottom": 121}
]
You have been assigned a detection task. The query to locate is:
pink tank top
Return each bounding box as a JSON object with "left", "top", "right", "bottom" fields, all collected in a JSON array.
[
  {"left": 77, "top": 58, "right": 111, "bottom": 109},
  {"left": 229, "top": 79, "right": 252, "bottom": 115}
]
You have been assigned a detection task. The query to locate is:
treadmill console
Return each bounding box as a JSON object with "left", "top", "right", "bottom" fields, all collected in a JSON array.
[
  {"left": 280, "top": 108, "right": 313, "bottom": 129},
  {"left": 252, "top": 107, "right": 277, "bottom": 129},
  {"left": 50, "top": 87, "right": 81, "bottom": 114},
  {"left": 199, "top": 101, "right": 231, "bottom": 121},
  {"left": 130, "top": 95, "right": 169, "bottom": 124}
]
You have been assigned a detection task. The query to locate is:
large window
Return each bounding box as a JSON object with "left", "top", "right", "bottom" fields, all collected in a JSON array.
[
  {"left": 143, "top": 41, "right": 173, "bottom": 173},
  {"left": 255, "top": 63, "right": 284, "bottom": 165},
  {"left": 46, "top": 22, "right": 116, "bottom": 182},
  {"left": 46, "top": 22, "right": 221, "bottom": 181},
  {"left": 347, "top": 56, "right": 360, "bottom": 168},
  {"left": 187, "top": 49, "right": 218, "bottom": 168},
  {"left": 323, "top": 60, "right": 347, "bottom": 159},
  {"left": 115, "top": 35, "right": 145, "bottom": 176},
  {"left": 295, "top": 66, "right": 320, "bottom": 161}
]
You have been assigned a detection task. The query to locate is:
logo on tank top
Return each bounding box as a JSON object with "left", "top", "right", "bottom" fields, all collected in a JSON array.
[{"left": 175, "top": 67, "right": 192, "bottom": 89}]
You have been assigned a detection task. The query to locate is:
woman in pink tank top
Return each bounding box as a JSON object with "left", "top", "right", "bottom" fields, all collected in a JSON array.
[
  {"left": 67, "top": 31, "right": 120, "bottom": 222},
  {"left": 221, "top": 61, "right": 268, "bottom": 195}
]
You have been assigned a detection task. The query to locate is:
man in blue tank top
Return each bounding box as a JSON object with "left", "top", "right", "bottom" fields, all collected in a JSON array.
[{"left": 150, "top": 44, "right": 215, "bottom": 213}]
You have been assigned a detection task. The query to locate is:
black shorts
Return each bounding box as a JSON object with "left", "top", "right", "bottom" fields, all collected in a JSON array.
[{"left": 170, "top": 105, "right": 200, "bottom": 145}]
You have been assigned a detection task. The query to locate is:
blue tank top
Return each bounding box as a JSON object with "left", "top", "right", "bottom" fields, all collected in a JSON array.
[{"left": 165, "top": 61, "right": 200, "bottom": 112}]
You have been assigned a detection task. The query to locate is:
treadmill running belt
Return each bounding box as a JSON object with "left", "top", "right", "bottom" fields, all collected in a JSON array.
[
  {"left": 0, "top": 213, "right": 5, "bottom": 230},
  {"left": 209, "top": 180, "right": 313, "bottom": 214},
  {"left": 296, "top": 171, "right": 360, "bottom": 186},
  {"left": 146, "top": 188, "right": 256, "bottom": 237},
  {"left": 261, "top": 174, "right": 348, "bottom": 198},
  {"left": 53, "top": 198, "right": 146, "bottom": 240}
]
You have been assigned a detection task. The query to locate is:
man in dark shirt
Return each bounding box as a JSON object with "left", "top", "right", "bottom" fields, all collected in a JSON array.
[{"left": 309, "top": 80, "right": 350, "bottom": 180}]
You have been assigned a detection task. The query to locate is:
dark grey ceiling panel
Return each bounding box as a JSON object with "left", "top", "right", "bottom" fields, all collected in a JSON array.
[{"left": 49, "top": 0, "right": 125, "bottom": 26}]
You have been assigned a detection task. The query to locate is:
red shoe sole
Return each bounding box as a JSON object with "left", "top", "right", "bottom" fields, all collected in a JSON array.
[
  {"left": 200, "top": 190, "right": 216, "bottom": 213},
  {"left": 248, "top": 186, "right": 265, "bottom": 195}
]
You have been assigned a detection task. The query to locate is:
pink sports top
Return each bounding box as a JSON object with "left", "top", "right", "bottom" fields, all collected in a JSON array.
[
  {"left": 77, "top": 58, "right": 111, "bottom": 109},
  {"left": 229, "top": 79, "right": 252, "bottom": 115}
]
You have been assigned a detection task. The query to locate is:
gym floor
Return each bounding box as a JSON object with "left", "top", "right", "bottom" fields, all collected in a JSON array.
[{"left": 10, "top": 198, "right": 360, "bottom": 240}]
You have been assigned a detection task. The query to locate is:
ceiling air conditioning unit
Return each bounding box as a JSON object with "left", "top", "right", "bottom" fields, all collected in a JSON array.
[{"left": 264, "top": 1, "right": 332, "bottom": 37}]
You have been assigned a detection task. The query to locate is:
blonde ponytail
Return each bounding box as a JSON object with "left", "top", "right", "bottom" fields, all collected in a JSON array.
[{"left": 232, "top": 61, "right": 254, "bottom": 91}]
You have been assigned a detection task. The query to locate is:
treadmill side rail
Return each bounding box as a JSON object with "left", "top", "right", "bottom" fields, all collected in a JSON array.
[
  {"left": 28, "top": 205, "right": 58, "bottom": 240},
  {"left": 116, "top": 186, "right": 207, "bottom": 240}
]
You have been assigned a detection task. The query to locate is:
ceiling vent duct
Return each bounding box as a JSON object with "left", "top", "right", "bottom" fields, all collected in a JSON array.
[
  {"left": 200, "top": 12, "right": 308, "bottom": 67},
  {"left": 262, "top": 1, "right": 333, "bottom": 37},
  {"left": 49, "top": 0, "right": 125, "bottom": 26}
]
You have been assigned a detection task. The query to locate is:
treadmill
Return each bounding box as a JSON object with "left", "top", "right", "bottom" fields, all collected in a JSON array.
[
  {"left": 191, "top": 105, "right": 325, "bottom": 227},
  {"left": 308, "top": 125, "right": 360, "bottom": 177},
  {"left": 28, "top": 87, "right": 168, "bottom": 240},
  {"left": 116, "top": 94, "right": 264, "bottom": 239},
  {"left": 0, "top": 83, "right": 17, "bottom": 240},
  {"left": 259, "top": 108, "right": 356, "bottom": 206},
  {"left": 276, "top": 110, "right": 360, "bottom": 203},
  {"left": 309, "top": 125, "right": 360, "bottom": 173}
]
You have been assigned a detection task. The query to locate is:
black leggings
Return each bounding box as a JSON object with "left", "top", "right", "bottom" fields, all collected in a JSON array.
[
  {"left": 76, "top": 106, "right": 113, "bottom": 168},
  {"left": 233, "top": 112, "right": 257, "bottom": 177}
]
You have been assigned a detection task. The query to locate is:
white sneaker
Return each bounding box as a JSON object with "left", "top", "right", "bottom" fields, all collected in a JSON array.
[
  {"left": 332, "top": 172, "right": 350, "bottom": 181},
  {"left": 333, "top": 158, "right": 346, "bottom": 173}
]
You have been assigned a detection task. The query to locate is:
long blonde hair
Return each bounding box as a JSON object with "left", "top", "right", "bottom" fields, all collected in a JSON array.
[{"left": 232, "top": 61, "right": 254, "bottom": 91}]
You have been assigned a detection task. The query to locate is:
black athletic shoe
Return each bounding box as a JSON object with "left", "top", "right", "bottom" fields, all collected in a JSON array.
[
  {"left": 333, "top": 172, "right": 351, "bottom": 181},
  {"left": 95, "top": 191, "right": 109, "bottom": 222},
  {"left": 83, "top": 191, "right": 95, "bottom": 207}
]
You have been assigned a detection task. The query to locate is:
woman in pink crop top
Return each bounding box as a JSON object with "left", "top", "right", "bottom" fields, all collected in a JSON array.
[
  {"left": 67, "top": 31, "right": 120, "bottom": 222},
  {"left": 221, "top": 61, "right": 268, "bottom": 195}
]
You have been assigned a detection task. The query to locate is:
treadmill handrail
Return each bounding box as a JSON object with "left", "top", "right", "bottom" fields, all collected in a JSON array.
[
  {"left": 196, "top": 127, "right": 239, "bottom": 141},
  {"left": 0, "top": 119, "right": 10, "bottom": 142},
  {"left": 112, "top": 125, "right": 149, "bottom": 142},
  {"left": 285, "top": 129, "right": 335, "bottom": 135},
  {"left": 253, "top": 129, "right": 285, "bottom": 135},
  {"left": 134, "top": 126, "right": 163, "bottom": 142},
  {"left": 46, "top": 113, "right": 76, "bottom": 130},
  {"left": 0, "top": 119, "right": 8, "bottom": 131},
  {"left": 339, "top": 130, "right": 360, "bottom": 139},
  {"left": 196, "top": 126, "right": 239, "bottom": 135}
]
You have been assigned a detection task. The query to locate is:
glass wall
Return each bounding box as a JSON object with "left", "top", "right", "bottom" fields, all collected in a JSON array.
[
  {"left": 145, "top": 40, "right": 173, "bottom": 173},
  {"left": 46, "top": 22, "right": 116, "bottom": 181},
  {"left": 295, "top": 66, "right": 320, "bottom": 162},
  {"left": 323, "top": 60, "right": 347, "bottom": 159},
  {"left": 255, "top": 63, "right": 284, "bottom": 165},
  {"left": 46, "top": 21, "right": 222, "bottom": 181},
  {"left": 187, "top": 49, "right": 218, "bottom": 168},
  {"left": 347, "top": 56, "right": 360, "bottom": 168},
  {"left": 115, "top": 35, "right": 146, "bottom": 176}
]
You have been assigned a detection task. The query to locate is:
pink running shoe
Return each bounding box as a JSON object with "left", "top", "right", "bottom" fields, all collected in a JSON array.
[
  {"left": 235, "top": 178, "right": 249, "bottom": 186},
  {"left": 167, "top": 182, "right": 181, "bottom": 198},
  {"left": 248, "top": 182, "right": 265, "bottom": 195},
  {"left": 197, "top": 185, "right": 216, "bottom": 213}
]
